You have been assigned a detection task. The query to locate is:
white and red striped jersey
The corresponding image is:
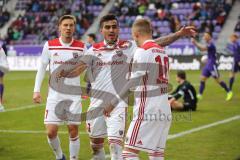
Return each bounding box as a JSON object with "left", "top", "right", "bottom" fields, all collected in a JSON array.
[
  {"left": 85, "top": 40, "right": 137, "bottom": 108},
  {"left": 130, "top": 40, "right": 169, "bottom": 111},
  {"left": 34, "top": 38, "right": 86, "bottom": 102}
]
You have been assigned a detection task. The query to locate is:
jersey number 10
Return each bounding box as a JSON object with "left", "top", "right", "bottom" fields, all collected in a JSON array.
[{"left": 155, "top": 55, "right": 169, "bottom": 84}]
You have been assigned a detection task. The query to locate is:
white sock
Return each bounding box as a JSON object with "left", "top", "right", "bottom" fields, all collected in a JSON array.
[
  {"left": 91, "top": 142, "right": 105, "bottom": 160},
  {"left": 109, "top": 139, "right": 123, "bottom": 160},
  {"left": 148, "top": 151, "right": 164, "bottom": 160},
  {"left": 47, "top": 136, "right": 63, "bottom": 159},
  {"left": 122, "top": 150, "right": 139, "bottom": 160},
  {"left": 69, "top": 136, "right": 80, "bottom": 160}
]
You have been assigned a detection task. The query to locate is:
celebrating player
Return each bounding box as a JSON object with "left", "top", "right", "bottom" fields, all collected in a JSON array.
[
  {"left": 33, "top": 15, "right": 86, "bottom": 160},
  {"left": 104, "top": 18, "right": 171, "bottom": 160},
  {"left": 191, "top": 32, "right": 233, "bottom": 101},
  {"left": 60, "top": 14, "right": 197, "bottom": 160},
  {"left": 227, "top": 33, "right": 240, "bottom": 92}
]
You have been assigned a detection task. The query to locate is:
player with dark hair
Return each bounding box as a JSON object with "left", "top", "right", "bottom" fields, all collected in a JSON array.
[
  {"left": 104, "top": 18, "right": 171, "bottom": 160},
  {"left": 86, "top": 33, "right": 96, "bottom": 49},
  {"left": 191, "top": 32, "right": 232, "bottom": 101},
  {"left": 169, "top": 70, "right": 197, "bottom": 111}
]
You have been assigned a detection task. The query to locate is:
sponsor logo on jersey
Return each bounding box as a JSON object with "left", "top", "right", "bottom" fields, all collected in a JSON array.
[
  {"left": 53, "top": 61, "right": 78, "bottom": 65},
  {"left": 116, "top": 50, "right": 123, "bottom": 57},
  {"left": 96, "top": 60, "right": 124, "bottom": 66}
]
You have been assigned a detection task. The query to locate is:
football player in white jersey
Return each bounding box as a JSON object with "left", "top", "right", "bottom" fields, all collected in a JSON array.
[
  {"left": 0, "top": 47, "right": 8, "bottom": 112},
  {"left": 59, "top": 14, "right": 196, "bottom": 160},
  {"left": 33, "top": 15, "right": 87, "bottom": 160},
  {"left": 104, "top": 18, "right": 171, "bottom": 160}
]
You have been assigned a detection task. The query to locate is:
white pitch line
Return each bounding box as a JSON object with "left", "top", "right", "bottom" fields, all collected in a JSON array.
[
  {"left": 0, "top": 115, "right": 239, "bottom": 139},
  {"left": 0, "top": 129, "right": 87, "bottom": 135},
  {"left": 2, "top": 104, "right": 45, "bottom": 113},
  {"left": 167, "top": 115, "right": 240, "bottom": 140}
]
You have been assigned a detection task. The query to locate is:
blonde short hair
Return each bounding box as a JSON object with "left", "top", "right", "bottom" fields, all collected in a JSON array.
[
  {"left": 58, "top": 15, "right": 76, "bottom": 26},
  {"left": 132, "top": 18, "right": 152, "bottom": 35}
]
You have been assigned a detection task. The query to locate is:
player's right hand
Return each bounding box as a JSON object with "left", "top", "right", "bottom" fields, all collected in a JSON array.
[{"left": 33, "top": 92, "right": 42, "bottom": 104}]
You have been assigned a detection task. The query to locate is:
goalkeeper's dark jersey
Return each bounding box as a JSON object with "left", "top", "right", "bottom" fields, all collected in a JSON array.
[{"left": 172, "top": 81, "right": 197, "bottom": 105}]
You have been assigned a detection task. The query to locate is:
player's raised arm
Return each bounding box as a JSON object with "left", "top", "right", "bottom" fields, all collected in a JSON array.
[
  {"left": 191, "top": 38, "right": 208, "bottom": 52},
  {"left": 33, "top": 42, "right": 49, "bottom": 103},
  {"left": 155, "top": 26, "right": 197, "bottom": 46}
]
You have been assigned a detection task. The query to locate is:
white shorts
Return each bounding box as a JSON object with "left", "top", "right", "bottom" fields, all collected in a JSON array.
[
  {"left": 44, "top": 99, "right": 82, "bottom": 125},
  {"left": 86, "top": 107, "right": 127, "bottom": 141},
  {"left": 125, "top": 97, "right": 172, "bottom": 153}
]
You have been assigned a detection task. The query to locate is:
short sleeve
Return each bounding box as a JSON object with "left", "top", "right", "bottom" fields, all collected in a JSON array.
[{"left": 130, "top": 48, "right": 149, "bottom": 79}]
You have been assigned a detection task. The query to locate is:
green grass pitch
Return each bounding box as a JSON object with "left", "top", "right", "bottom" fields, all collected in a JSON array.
[{"left": 0, "top": 71, "right": 239, "bottom": 160}]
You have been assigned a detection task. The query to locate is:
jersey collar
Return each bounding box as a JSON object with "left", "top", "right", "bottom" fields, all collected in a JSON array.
[
  {"left": 140, "top": 39, "right": 155, "bottom": 48},
  {"left": 103, "top": 39, "right": 120, "bottom": 49},
  {"left": 59, "top": 37, "right": 74, "bottom": 47}
]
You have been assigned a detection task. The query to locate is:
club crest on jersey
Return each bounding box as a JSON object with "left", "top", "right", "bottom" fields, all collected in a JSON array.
[
  {"left": 119, "top": 130, "right": 123, "bottom": 136},
  {"left": 97, "top": 53, "right": 102, "bottom": 57},
  {"left": 54, "top": 52, "right": 59, "bottom": 56},
  {"left": 116, "top": 50, "right": 123, "bottom": 57},
  {"left": 72, "top": 52, "right": 79, "bottom": 58}
]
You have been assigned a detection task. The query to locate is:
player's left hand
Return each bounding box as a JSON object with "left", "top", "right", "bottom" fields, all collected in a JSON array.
[
  {"left": 103, "top": 104, "right": 115, "bottom": 117},
  {"left": 178, "top": 26, "right": 198, "bottom": 38}
]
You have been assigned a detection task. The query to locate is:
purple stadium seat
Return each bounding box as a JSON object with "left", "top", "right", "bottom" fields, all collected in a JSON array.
[{"left": 214, "top": 25, "right": 222, "bottom": 32}]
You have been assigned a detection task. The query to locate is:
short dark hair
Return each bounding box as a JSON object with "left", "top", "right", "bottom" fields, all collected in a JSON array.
[
  {"left": 99, "top": 14, "right": 118, "bottom": 28},
  {"left": 177, "top": 70, "right": 186, "bottom": 80},
  {"left": 58, "top": 15, "right": 76, "bottom": 26},
  {"left": 88, "top": 33, "right": 96, "bottom": 41}
]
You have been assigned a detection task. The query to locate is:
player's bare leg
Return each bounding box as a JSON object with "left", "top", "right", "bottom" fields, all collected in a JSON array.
[
  {"left": 90, "top": 138, "right": 105, "bottom": 160},
  {"left": 122, "top": 147, "right": 139, "bottom": 160},
  {"left": 170, "top": 100, "right": 184, "bottom": 110},
  {"left": 214, "top": 77, "right": 232, "bottom": 101},
  {"left": 198, "top": 76, "right": 208, "bottom": 100},
  {"left": 46, "top": 124, "right": 64, "bottom": 160},
  {"left": 68, "top": 125, "right": 80, "bottom": 160}
]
